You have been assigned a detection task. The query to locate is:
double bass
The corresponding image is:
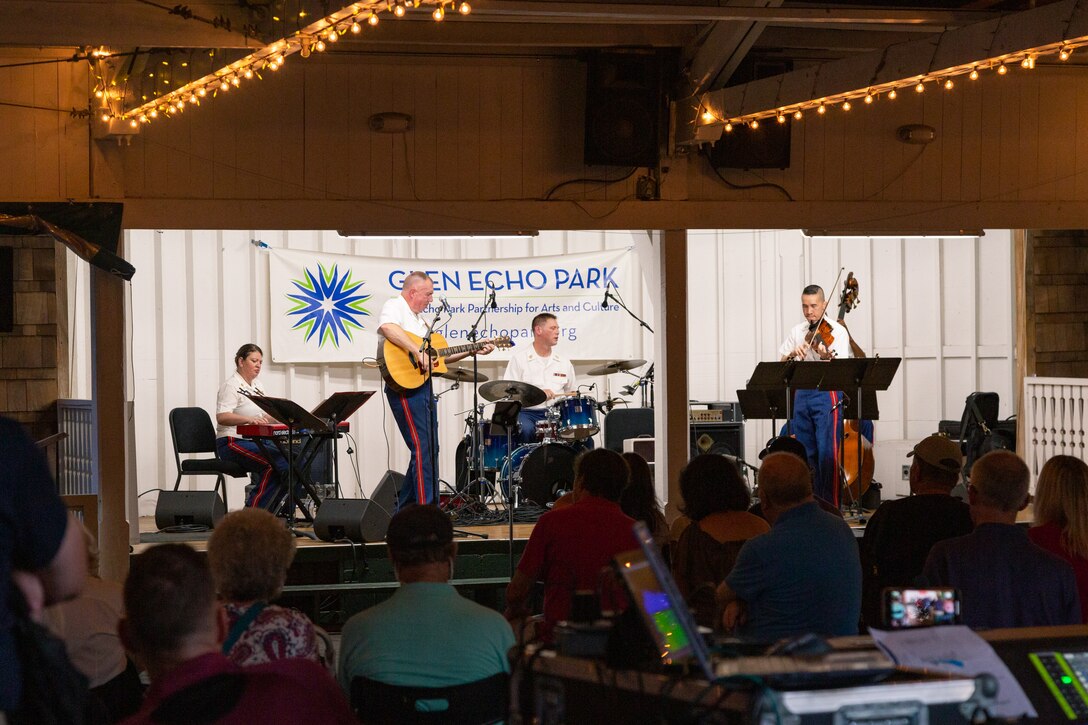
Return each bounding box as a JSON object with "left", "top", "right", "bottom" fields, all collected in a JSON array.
[{"left": 836, "top": 273, "right": 876, "bottom": 504}]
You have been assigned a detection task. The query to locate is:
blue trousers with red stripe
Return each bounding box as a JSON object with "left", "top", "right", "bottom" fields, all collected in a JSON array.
[
  {"left": 216, "top": 436, "right": 291, "bottom": 510},
  {"left": 386, "top": 384, "right": 437, "bottom": 508},
  {"left": 788, "top": 389, "right": 843, "bottom": 507}
]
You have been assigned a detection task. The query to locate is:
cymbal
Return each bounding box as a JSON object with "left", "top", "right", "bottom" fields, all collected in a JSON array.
[
  {"left": 479, "top": 379, "right": 547, "bottom": 407},
  {"left": 439, "top": 367, "right": 489, "bottom": 384},
  {"left": 586, "top": 359, "right": 647, "bottom": 376}
]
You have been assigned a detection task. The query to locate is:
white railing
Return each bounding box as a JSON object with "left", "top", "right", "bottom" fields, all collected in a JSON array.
[
  {"left": 57, "top": 399, "right": 97, "bottom": 495},
  {"left": 1023, "top": 377, "right": 1088, "bottom": 488}
]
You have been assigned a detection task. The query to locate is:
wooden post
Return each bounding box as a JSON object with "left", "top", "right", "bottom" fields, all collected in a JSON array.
[
  {"left": 1014, "top": 229, "right": 1032, "bottom": 458},
  {"left": 657, "top": 229, "right": 688, "bottom": 523}
]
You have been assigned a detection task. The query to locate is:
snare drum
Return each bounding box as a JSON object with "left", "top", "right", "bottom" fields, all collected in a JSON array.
[
  {"left": 555, "top": 394, "right": 600, "bottom": 440},
  {"left": 501, "top": 443, "right": 577, "bottom": 505}
]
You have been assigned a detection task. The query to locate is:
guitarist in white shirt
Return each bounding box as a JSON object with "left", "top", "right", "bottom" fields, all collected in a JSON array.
[{"left": 378, "top": 271, "right": 494, "bottom": 507}]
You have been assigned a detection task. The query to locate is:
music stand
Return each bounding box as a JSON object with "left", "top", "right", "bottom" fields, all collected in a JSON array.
[
  {"left": 736, "top": 388, "right": 789, "bottom": 439},
  {"left": 248, "top": 395, "right": 329, "bottom": 539},
  {"left": 491, "top": 399, "right": 522, "bottom": 577},
  {"left": 746, "top": 361, "right": 797, "bottom": 434},
  {"left": 311, "top": 391, "right": 374, "bottom": 499}
]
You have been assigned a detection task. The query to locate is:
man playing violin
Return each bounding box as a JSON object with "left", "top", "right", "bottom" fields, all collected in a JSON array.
[{"left": 778, "top": 285, "right": 851, "bottom": 506}]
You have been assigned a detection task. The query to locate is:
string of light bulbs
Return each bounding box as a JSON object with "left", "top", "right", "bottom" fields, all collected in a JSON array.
[
  {"left": 96, "top": 0, "right": 472, "bottom": 127},
  {"left": 698, "top": 36, "right": 1084, "bottom": 133}
]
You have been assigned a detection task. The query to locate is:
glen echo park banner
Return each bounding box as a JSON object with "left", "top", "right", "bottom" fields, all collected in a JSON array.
[{"left": 268, "top": 247, "right": 640, "bottom": 364}]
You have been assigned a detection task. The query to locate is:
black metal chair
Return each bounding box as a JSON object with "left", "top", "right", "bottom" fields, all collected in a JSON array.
[
  {"left": 169, "top": 407, "right": 248, "bottom": 509},
  {"left": 350, "top": 673, "right": 509, "bottom": 725}
]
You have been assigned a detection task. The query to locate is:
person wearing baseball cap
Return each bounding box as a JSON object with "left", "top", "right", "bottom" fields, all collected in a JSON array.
[{"left": 859, "top": 434, "right": 973, "bottom": 629}]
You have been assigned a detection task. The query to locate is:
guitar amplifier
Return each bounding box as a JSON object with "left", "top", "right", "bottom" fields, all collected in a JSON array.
[{"left": 689, "top": 402, "right": 743, "bottom": 424}]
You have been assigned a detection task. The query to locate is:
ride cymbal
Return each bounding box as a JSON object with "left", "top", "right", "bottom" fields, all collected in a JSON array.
[
  {"left": 478, "top": 379, "right": 547, "bottom": 407},
  {"left": 586, "top": 359, "right": 647, "bottom": 376}
]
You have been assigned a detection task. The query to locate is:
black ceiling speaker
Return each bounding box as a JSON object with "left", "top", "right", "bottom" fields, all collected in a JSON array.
[
  {"left": 709, "top": 119, "right": 792, "bottom": 170},
  {"left": 584, "top": 52, "right": 669, "bottom": 167}
]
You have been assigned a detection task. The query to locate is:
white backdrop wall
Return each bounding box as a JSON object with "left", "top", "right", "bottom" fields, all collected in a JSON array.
[{"left": 66, "top": 229, "right": 1015, "bottom": 515}]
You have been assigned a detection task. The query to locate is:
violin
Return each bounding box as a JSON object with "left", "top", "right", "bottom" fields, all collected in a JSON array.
[{"left": 807, "top": 318, "right": 836, "bottom": 352}]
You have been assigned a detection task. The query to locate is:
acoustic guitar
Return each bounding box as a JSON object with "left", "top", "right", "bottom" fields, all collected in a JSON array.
[{"left": 378, "top": 332, "right": 512, "bottom": 393}]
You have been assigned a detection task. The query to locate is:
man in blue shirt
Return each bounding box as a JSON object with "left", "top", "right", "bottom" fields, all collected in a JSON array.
[
  {"left": 338, "top": 505, "right": 515, "bottom": 690},
  {"left": 719, "top": 452, "right": 862, "bottom": 642},
  {"left": 922, "top": 450, "right": 1080, "bottom": 629}
]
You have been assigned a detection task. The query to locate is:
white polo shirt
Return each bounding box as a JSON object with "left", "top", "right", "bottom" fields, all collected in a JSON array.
[
  {"left": 504, "top": 347, "right": 577, "bottom": 409},
  {"left": 778, "top": 317, "right": 851, "bottom": 361},
  {"left": 378, "top": 294, "right": 429, "bottom": 339}
]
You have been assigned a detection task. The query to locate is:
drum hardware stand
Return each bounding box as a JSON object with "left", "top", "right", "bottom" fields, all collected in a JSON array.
[
  {"left": 462, "top": 286, "right": 493, "bottom": 498},
  {"left": 490, "top": 399, "right": 522, "bottom": 577}
]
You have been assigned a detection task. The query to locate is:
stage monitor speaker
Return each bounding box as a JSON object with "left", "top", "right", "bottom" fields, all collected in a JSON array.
[
  {"left": 154, "top": 490, "right": 225, "bottom": 531},
  {"left": 314, "top": 499, "right": 391, "bottom": 542},
  {"left": 690, "top": 422, "right": 744, "bottom": 459},
  {"left": 584, "top": 52, "right": 667, "bottom": 167},
  {"left": 604, "top": 408, "right": 654, "bottom": 452},
  {"left": 373, "top": 469, "right": 402, "bottom": 512}
]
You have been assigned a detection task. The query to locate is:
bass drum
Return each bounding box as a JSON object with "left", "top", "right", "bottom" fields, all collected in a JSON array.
[{"left": 502, "top": 443, "right": 577, "bottom": 506}]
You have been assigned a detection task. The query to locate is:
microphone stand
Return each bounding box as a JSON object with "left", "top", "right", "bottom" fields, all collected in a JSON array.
[
  {"left": 605, "top": 283, "right": 655, "bottom": 407},
  {"left": 419, "top": 302, "right": 445, "bottom": 508},
  {"left": 464, "top": 288, "right": 491, "bottom": 498}
]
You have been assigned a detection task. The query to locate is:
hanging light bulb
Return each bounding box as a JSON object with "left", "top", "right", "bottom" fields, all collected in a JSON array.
[
  {"left": 864, "top": 93, "right": 873, "bottom": 104},
  {"left": 197, "top": 87, "right": 207, "bottom": 97},
  {"left": 793, "top": 110, "right": 802, "bottom": 120},
  {"left": 244, "top": 68, "right": 254, "bottom": 79},
  {"left": 129, "top": 118, "right": 138, "bottom": 128},
  {"left": 997, "top": 63, "right": 1008, "bottom": 75},
  {"left": 393, "top": 2, "right": 406, "bottom": 17},
  {"left": 842, "top": 100, "right": 851, "bottom": 111},
  {"left": 750, "top": 119, "right": 759, "bottom": 129},
  {"left": 231, "top": 75, "right": 241, "bottom": 86},
  {"left": 944, "top": 79, "right": 954, "bottom": 90},
  {"left": 915, "top": 81, "right": 925, "bottom": 93},
  {"left": 701, "top": 110, "right": 714, "bottom": 123},
  {"left": 724, "top": 122, "right": 733, "bottom": 133},
  {"left": 149, "top": 109, "right": 158, "bottom": 118},
  {"left": 100, "top": 112, "right": 110, "bottom": 122},
  {"left": 220, "top": 78, "right": 230, "bottom": 91},
  {"left": 95, "top": 89, "right": 104, "bottom": 99},
  {"left": 969, "top": 68, "right": 979, "bottom": 80},
  {"left": 817, "top": 103, "right": 826, "bottom": 115},
  {"left": 1060, "top": 46, "right": 1071, "bottom": 61},
  {"left": 888, "top": 89, "right": 898, "bottom": 99},
  {"left": 368, "top": 12, "right": 380, "bottom": 25},
  {"left": 351, "top": 19, "right": 362, "bottom": 32},
  {"left": 328, "top": 28, "right": 339, "bottom": 42},
  {"left": 432, "top": 5, "right": 445, "bottom": 20},
  {"left": 459, "top": 1, "right": 471, "bottom": 14},
  {"left": 777, "top": 113, "right": 786, "bottom": 124},
  {"left": 139, "top": 114, "right": 148, "bottom": 123},
  {"left": 316, "top": 39, "right": 327, "bottom": 52}
]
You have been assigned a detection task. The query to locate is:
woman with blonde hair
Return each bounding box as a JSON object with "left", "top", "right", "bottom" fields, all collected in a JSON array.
[
  {"left": 1029, "top": 455, "right": 1088, "bottom": 622},
  {"left": 207, "top": 508, "right": 323, "bottom": 665}
]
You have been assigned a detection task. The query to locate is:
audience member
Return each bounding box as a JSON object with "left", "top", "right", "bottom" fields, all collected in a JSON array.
[
  {"left": 922, "top": 451, "right": 1081, "bottom": 628},
  {"left": 859, "top": 434, "right": 972, "bottom": 628},
  {"left": 1030, "top": 455, "right": 1088, "bottom": 622},
  {"left": 750, "top": 436, "right": 843, "bottom": 519},
  {"left": 206, "top": 509, "right": 321, "bottom": 667},
  {"left": 338, "top": 505, "right": 514, "bottom": 692},
  {"left": 618, "top": 452, "right": 668, "bottom": 547},
  {"left": 2, "top": 415, "right": 87, "bottom": 719},
  {"left": 671, "top": 454, "right": 769, "bottom": 628},
  {"left": 718, "top": 452, "right": 862, "bottom": 641},
  {"left": 42, "top": 525, "right": 142, "bottom": 723},
  {"left": 506, "top": 449, "right": 638, "bottom": 638},
  {"left": 118, "top": 544, "right": 356, "bottom": 725}
]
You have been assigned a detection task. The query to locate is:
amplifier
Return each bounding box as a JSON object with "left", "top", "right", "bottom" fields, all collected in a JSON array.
[{"left": 689, "top": 402, "right": 742, "bottom": 423}]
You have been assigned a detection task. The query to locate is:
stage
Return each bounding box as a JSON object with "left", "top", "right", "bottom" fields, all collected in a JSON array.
[{"left": 133, "top": 515, "right": 533, "bottom": 633}]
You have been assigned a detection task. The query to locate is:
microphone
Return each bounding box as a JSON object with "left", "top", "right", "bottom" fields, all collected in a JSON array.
[
  {"left": 602, "top": 285, "right": 611, "bottom": 308},
  {"left": 440, "top": 296, "right": 450, "bottom": 312},
  {"left": 489, "top": 290, "right": 497, "bottom": 310}
]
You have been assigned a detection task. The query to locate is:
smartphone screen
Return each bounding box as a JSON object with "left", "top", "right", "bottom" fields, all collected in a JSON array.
[{"left": 884, "top": 588, "right": 960, "bottom": 628}]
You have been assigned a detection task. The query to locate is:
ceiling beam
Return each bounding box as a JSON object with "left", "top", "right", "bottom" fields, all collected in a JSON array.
[
  {"left": 336, "top": 20, "right": 696, "bottom": 49},
  {"left": 684, "top": 0, "right": 785, "bottom": 96},
  {"left": 0, "top": 2, "right": 261, "bottom": 49}
]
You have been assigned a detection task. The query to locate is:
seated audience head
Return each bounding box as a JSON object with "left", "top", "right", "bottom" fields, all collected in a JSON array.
[
  {"left": 906, "top": 434, "right": 962, "bottom": 492},
  {"left": 756, "top": 452, "right": 813, "bottom": 522},
  {"left": 679, "top": 454, "right": 750, "bottom": 521},
  {"left": 207, "top": 508, "right": 296, "bottom": 603},
  {"left": 120, "top": 544, "right": 220, "bottom": 675},
  {"left": 619, "top": 452, "right": 660, "bottom": 519},
  {"left": 759, "top": 435, "right": 809, "bottom": 463},
  {"left": 574, "top": 448, "right": 630, "bottom": 502},
  {"left": 386, "top": 504, "right": 457, "bottom": 582},
  {"left": 1033, "top": 455, "right": 1088, "bottom": 558},
  {"left": 969, "top": 450, "right": 1030, "bottom": 519}
]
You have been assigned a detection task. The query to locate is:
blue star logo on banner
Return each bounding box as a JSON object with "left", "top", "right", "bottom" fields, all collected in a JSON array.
[{"left": 285, "top": 263, "right": 371, "bottom": 348}]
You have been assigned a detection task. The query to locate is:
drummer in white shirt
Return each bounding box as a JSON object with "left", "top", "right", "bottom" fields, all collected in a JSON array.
[{"left": 503, "top": 313, "right": 581, "bottom": 446}]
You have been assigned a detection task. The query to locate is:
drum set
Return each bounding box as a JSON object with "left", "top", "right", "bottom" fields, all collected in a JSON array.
[{"left": 445, "top": 358, "right": 646, "bottom": 508}]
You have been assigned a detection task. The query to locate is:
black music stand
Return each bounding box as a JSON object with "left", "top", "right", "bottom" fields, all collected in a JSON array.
[
  {"left": 736, "top": 388, "right": 789, "bottom": 439},
  {"left": 312, "top": 391, "right": 374, "bottom": 499},
  {"left": 746, "top": 361, "right": 797, "bottom": 434},
  {"left": 248, "top": 395, "right": 329, "bottom": 539}
]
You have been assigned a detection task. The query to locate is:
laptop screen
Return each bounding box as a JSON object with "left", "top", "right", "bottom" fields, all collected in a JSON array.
[{"left": 615, "top": 521, "right": 715, "bottom": 680}]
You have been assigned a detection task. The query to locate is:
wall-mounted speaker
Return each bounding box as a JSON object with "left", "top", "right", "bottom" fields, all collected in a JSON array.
[
  {"left": 314, "top": 499, "right": 391, "bottom": 542},
  {"left": 584, "top": 52, "right": 668, "bottom": 167},
  {"left": 154, "top": 490, "right": 225, "bottom": 531},
  {"left": 690, "top": 422, "right": 744, "bottom": 459},
  {"left": 709, "top": 120, "right": 792, "bottom": 169}
]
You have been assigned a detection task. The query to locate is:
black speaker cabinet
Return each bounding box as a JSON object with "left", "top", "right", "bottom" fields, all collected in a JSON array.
[
  {"left": 584, "top": 52, "right": 667, "bottom": 167},
  {"left": 690, "top": 422, "right": 744, "bottom": 459},
  {"left": 314, "top": 499, "right": 391, "bottom": 542},
  {"left": 155, "top": 490, "right": 225, "bottom": 530},
  {"left": 373, "top": 469, "right": 402, "bottom": 512},
  {"left": 709, "top": 119, "right": 792, "bottom": 170},
  {"left": 604, "top": 408, "right": 654, "bottom": 452}
]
